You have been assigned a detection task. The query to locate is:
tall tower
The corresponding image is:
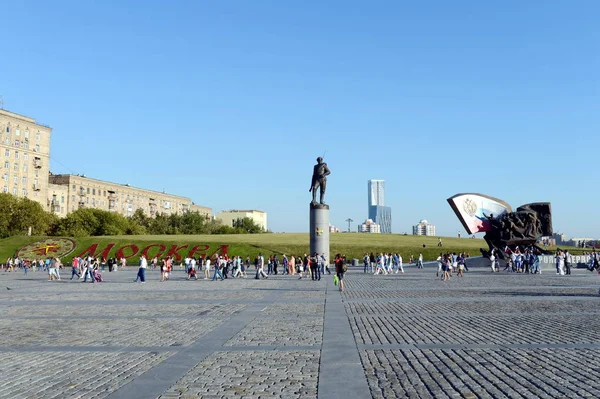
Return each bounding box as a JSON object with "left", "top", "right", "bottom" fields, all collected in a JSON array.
[
  {"left": 368, "top": 179, "right": 392, "bottom": 234},
  {"left": 368, "top": 179, "right": 385, "bottom": 207}
]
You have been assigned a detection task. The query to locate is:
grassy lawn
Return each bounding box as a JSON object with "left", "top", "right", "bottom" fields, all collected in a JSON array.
[{"left": 0, "top": 233, "right": 585, "bottom": 264}]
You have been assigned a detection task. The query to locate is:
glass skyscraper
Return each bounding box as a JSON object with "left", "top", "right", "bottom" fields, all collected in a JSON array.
[{"left": 367, "top": 180, "right": 392, "bottom": 234}]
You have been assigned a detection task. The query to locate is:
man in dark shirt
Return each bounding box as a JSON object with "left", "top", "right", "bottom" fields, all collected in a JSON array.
[{"left": 310, "top": 252, "right": 321, "bottom": 281}]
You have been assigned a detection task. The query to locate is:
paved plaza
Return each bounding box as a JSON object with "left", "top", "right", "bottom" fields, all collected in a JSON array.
[{"left": 1, "top": 264, "right": 600, "bottom": 399}]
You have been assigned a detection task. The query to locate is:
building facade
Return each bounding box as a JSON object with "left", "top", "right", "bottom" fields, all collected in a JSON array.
[
  {"left": 215, "top": 210, "right": 267, "bottom": 231},
  {"left": 0, "top": 107, "right": 212, "bottom": 220},
  {"left": 0, "top": 109, "right": 52, "bottom": 209},
  {"left": 358, "top": 219, "right": 381, "bottom": 233},
  {"left": 48, "top": 174, "right": 211, "bottom": 218},
  {"left": 369, "top": 205, "right": 392, "bottom": 234},
  {"left": 412, "top": 219, "right": 436, "bottom": 236}
]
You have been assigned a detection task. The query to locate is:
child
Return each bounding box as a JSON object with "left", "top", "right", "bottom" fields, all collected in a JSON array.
[{"left": 187, "top": 267, "right": 197, "bottom": 280}]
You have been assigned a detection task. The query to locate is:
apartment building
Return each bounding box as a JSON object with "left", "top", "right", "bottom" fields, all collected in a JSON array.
[
  {"left": 0, "top": 109, "right": 51, "bottom": 208},
  {"left": 1, "top": 107, "right": 212, "bottom": 219},
  {"left": 48, "top": 174, "right": 211, "bottom": 218}
]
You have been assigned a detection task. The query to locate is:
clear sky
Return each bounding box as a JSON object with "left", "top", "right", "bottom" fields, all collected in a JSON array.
[{"left": 2, "top": 1, "right": 598, "bottom": 237}]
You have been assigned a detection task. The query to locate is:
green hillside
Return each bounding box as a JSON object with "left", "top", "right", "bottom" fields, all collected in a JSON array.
[
  {"left": 1, "top": 234, "right": 487, "bottom": 264},
  {"left": 1, "top": 233, "right": 582, "bottom": 264}
]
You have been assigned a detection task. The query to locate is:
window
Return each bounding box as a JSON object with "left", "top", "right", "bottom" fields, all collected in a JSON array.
[
  {"left": 92, "top": 188, "right": 96, "bottom": 195},
  {"left": 22, "top": 177, "right": 26, "bottom": 184},
  {"left": 15, "top": 129, "right": 20, "bottom": 136},
  {"left": 86, "top": 197, "right": 89, "bottom": 204},
  {"left": 12, "top": 187, "right": 17, "bottom": 195},
  {"left": 21, "top": 188, "right": 26, "bottom": 196},
  {"left": 33, "top": 168, "right": 37, "bottom": 176},
  {"left": 72, "top": 184, "right": 75, "bottom": 190},
  {"left": 23, "top": 154, "right": 28, "bottom": 161},
  {"left": 36, "top": 132, "right": 40, "bottom": 141},
  {"left": 71, "top": 195, "right": 75, "bottom": 202},
  {"left": 24, "top": 130, "right": 29, "bottom": 139},
  {"left": 2, "top": 186, "right": 7, "bottom": 193},
  {"left": 61, "top": 196, "right": 64, "bottom": 203},
  {"left": 23, "top": 165, "right": 27, "bottom": 173},
  {"left": 35, "top": 144, "right": 40, "bottom": 152},
  {"left": 92, "top": 198, "right": 96, "bottom": 206},
  {"left": 13, "top": 176, "right": 18, "bottom": 184},
  {"left": 13, "top": 163, "right": 18, "bottom": 171},
  {"left": 3, "top": 174, "right": 7, "bottom": 181},
  {"left": 4, "top": 150, "right": 8, "bottom": 157},
  {"left": 5, "top": 126, "right": 9, "bottom": 133},
  {"left": 23, "top": 142, "right": 28, "bottom": 150},
  {"left": 14, "top": 140, "right": 20, "bottom": 147},
  {"left": 61, "top": 206, "right": 64, "bottom": 213},
  {"left": 103, "top": 190, "right": 106, "bottom": 196},
  {"left": 87, "top": 187, "right": 90, "bottom": 194},
  {"left": 14, "top": 151, "right": 18, "bottom": 159},
  {"left": 34, "top": 178, "right": 38, "bottom": 185},
  {"left": 3, "top": 162, "right": 8, "bottom": 169}
]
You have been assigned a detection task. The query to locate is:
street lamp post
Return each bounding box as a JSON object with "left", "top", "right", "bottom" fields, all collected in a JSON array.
[{"left": 345, "top": 218, "right": 353, "bottom": 233}]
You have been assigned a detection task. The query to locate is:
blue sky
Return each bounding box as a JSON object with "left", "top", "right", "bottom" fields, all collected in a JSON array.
[{"left": 1, "top": 1, "right": 598, "bottom": 237}]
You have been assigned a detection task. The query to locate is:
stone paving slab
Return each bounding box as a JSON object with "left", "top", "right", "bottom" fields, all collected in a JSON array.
[
  {"left": 349, "top": 313, "right": 600, "bottom": 345},
  {"left": 346, "top": 299, "right": 600, "bottom": 315},
  {"left": 0, "top": 317, "right": 224, "bottom": 347},
  {"left": 361, "top": 348, "right": 600, "bottom": 399},
  {"left": 224, "top": 316, "right": 323, "bottom": 347},
  {"left": 3, "top": 303, "right": 247, "bottom": 317},
  {"left": 0, "top": 351, "right": 173, "bottom": 399},
  {"left": 158, "top": 351, "right": 320, "bottom": 399}
]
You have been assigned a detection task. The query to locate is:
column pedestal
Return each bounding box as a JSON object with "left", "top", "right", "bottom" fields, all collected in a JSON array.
[{"left": 310, "top": 203, "right": 330, "bottom": 266}]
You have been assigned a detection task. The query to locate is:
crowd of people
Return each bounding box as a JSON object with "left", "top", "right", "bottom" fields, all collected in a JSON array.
[
  {"left": 361, "top": 252, "right": 425, "bottom": 274},
  {"left": 128, "top": 252, "right": 335, "bottom": 284}
]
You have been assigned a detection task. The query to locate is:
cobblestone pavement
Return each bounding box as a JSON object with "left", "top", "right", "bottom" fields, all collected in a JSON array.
[{"left": 1, "top": 265, "right": 599, "bottom": 398}]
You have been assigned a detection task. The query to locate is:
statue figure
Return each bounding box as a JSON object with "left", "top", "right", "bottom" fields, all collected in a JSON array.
[{"left": 309, "top": 157, "right": 331, "bottom": 205}]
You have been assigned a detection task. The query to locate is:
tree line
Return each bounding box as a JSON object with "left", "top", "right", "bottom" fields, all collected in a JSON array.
[{"left": 0, "top": 193, "right": 265, "bottom": 238}]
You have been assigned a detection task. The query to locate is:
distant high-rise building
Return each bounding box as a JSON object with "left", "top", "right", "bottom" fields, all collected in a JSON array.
[
  {"left": 413, "top": 219, "right": 436, "bottom": 236},
  {"left": 367, "top": 180, "right": 391, "bottom": 233},
  {"left": 369, "top": 205, "right": 392, "bottom": 233},
  {"left": 368, "top": 179, "right": 385, "bottom": 207}
]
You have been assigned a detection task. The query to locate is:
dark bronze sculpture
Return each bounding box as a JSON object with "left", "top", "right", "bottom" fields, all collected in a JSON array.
[
  {"left": 309, "top": 157, "right": 331, "bottom": 206},
  {"left": 447, "top": 194, "right": 552, "bottom": 259}
]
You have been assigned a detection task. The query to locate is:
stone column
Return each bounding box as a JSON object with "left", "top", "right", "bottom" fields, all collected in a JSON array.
[{"left": 310, "top": 204, "right": 330, "bottom": 266}]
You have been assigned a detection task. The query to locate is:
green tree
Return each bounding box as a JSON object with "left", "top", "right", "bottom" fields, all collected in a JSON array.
[{"left": 232, "top": 217, "right": 264, "bottom": 234}]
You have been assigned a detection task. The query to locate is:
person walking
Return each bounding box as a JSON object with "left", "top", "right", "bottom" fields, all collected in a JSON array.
[
  {"left": 289, "top": 254, "right": 296, "bottom": 275},
  {"left": 334, "top": 253, "right": 345, "bottom": 292},
  {"left": 310, "top": 252, "right": 321, "bottom": 281},
  {"left": 417, "top": 253, "right": 424, "bottom": 269},
  {"left": 564, "top": 250, "right": 571, "bottom": 275},
  {"left": 203, "top": 257, "right": 211, "bottom": 280},
  {"left": 489, "top": 251, "right": 497, "bottom": 273},
  {"left": 213, "top": 256, "right": 225, "bottom": 281},
  {"left": 133, "top": 255, "right": 147, "bottom": 283},
  {"left": 273, "top": 254, "right": 279, "bottom": 275},
  {"left": 255, "top": 253, "right": 268, "bottom": 279},
  {"left": 363, "top": 253, "right": 369, "bottom": 273},
  {"left": 70, "top": 257, "right": 80, "bottom": 280}
]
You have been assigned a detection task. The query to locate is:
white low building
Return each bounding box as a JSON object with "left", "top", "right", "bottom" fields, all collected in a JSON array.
[
  {"left": 359, "top": 219, "right": 380, "bottom": 233},
  {"left": 215, "top": 210, "right": 267, "bottom": 231}
]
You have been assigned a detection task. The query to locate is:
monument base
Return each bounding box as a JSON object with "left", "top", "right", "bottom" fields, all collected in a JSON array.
[{"left": 310, "top": 203, "right": 330, "bottom": 266}]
